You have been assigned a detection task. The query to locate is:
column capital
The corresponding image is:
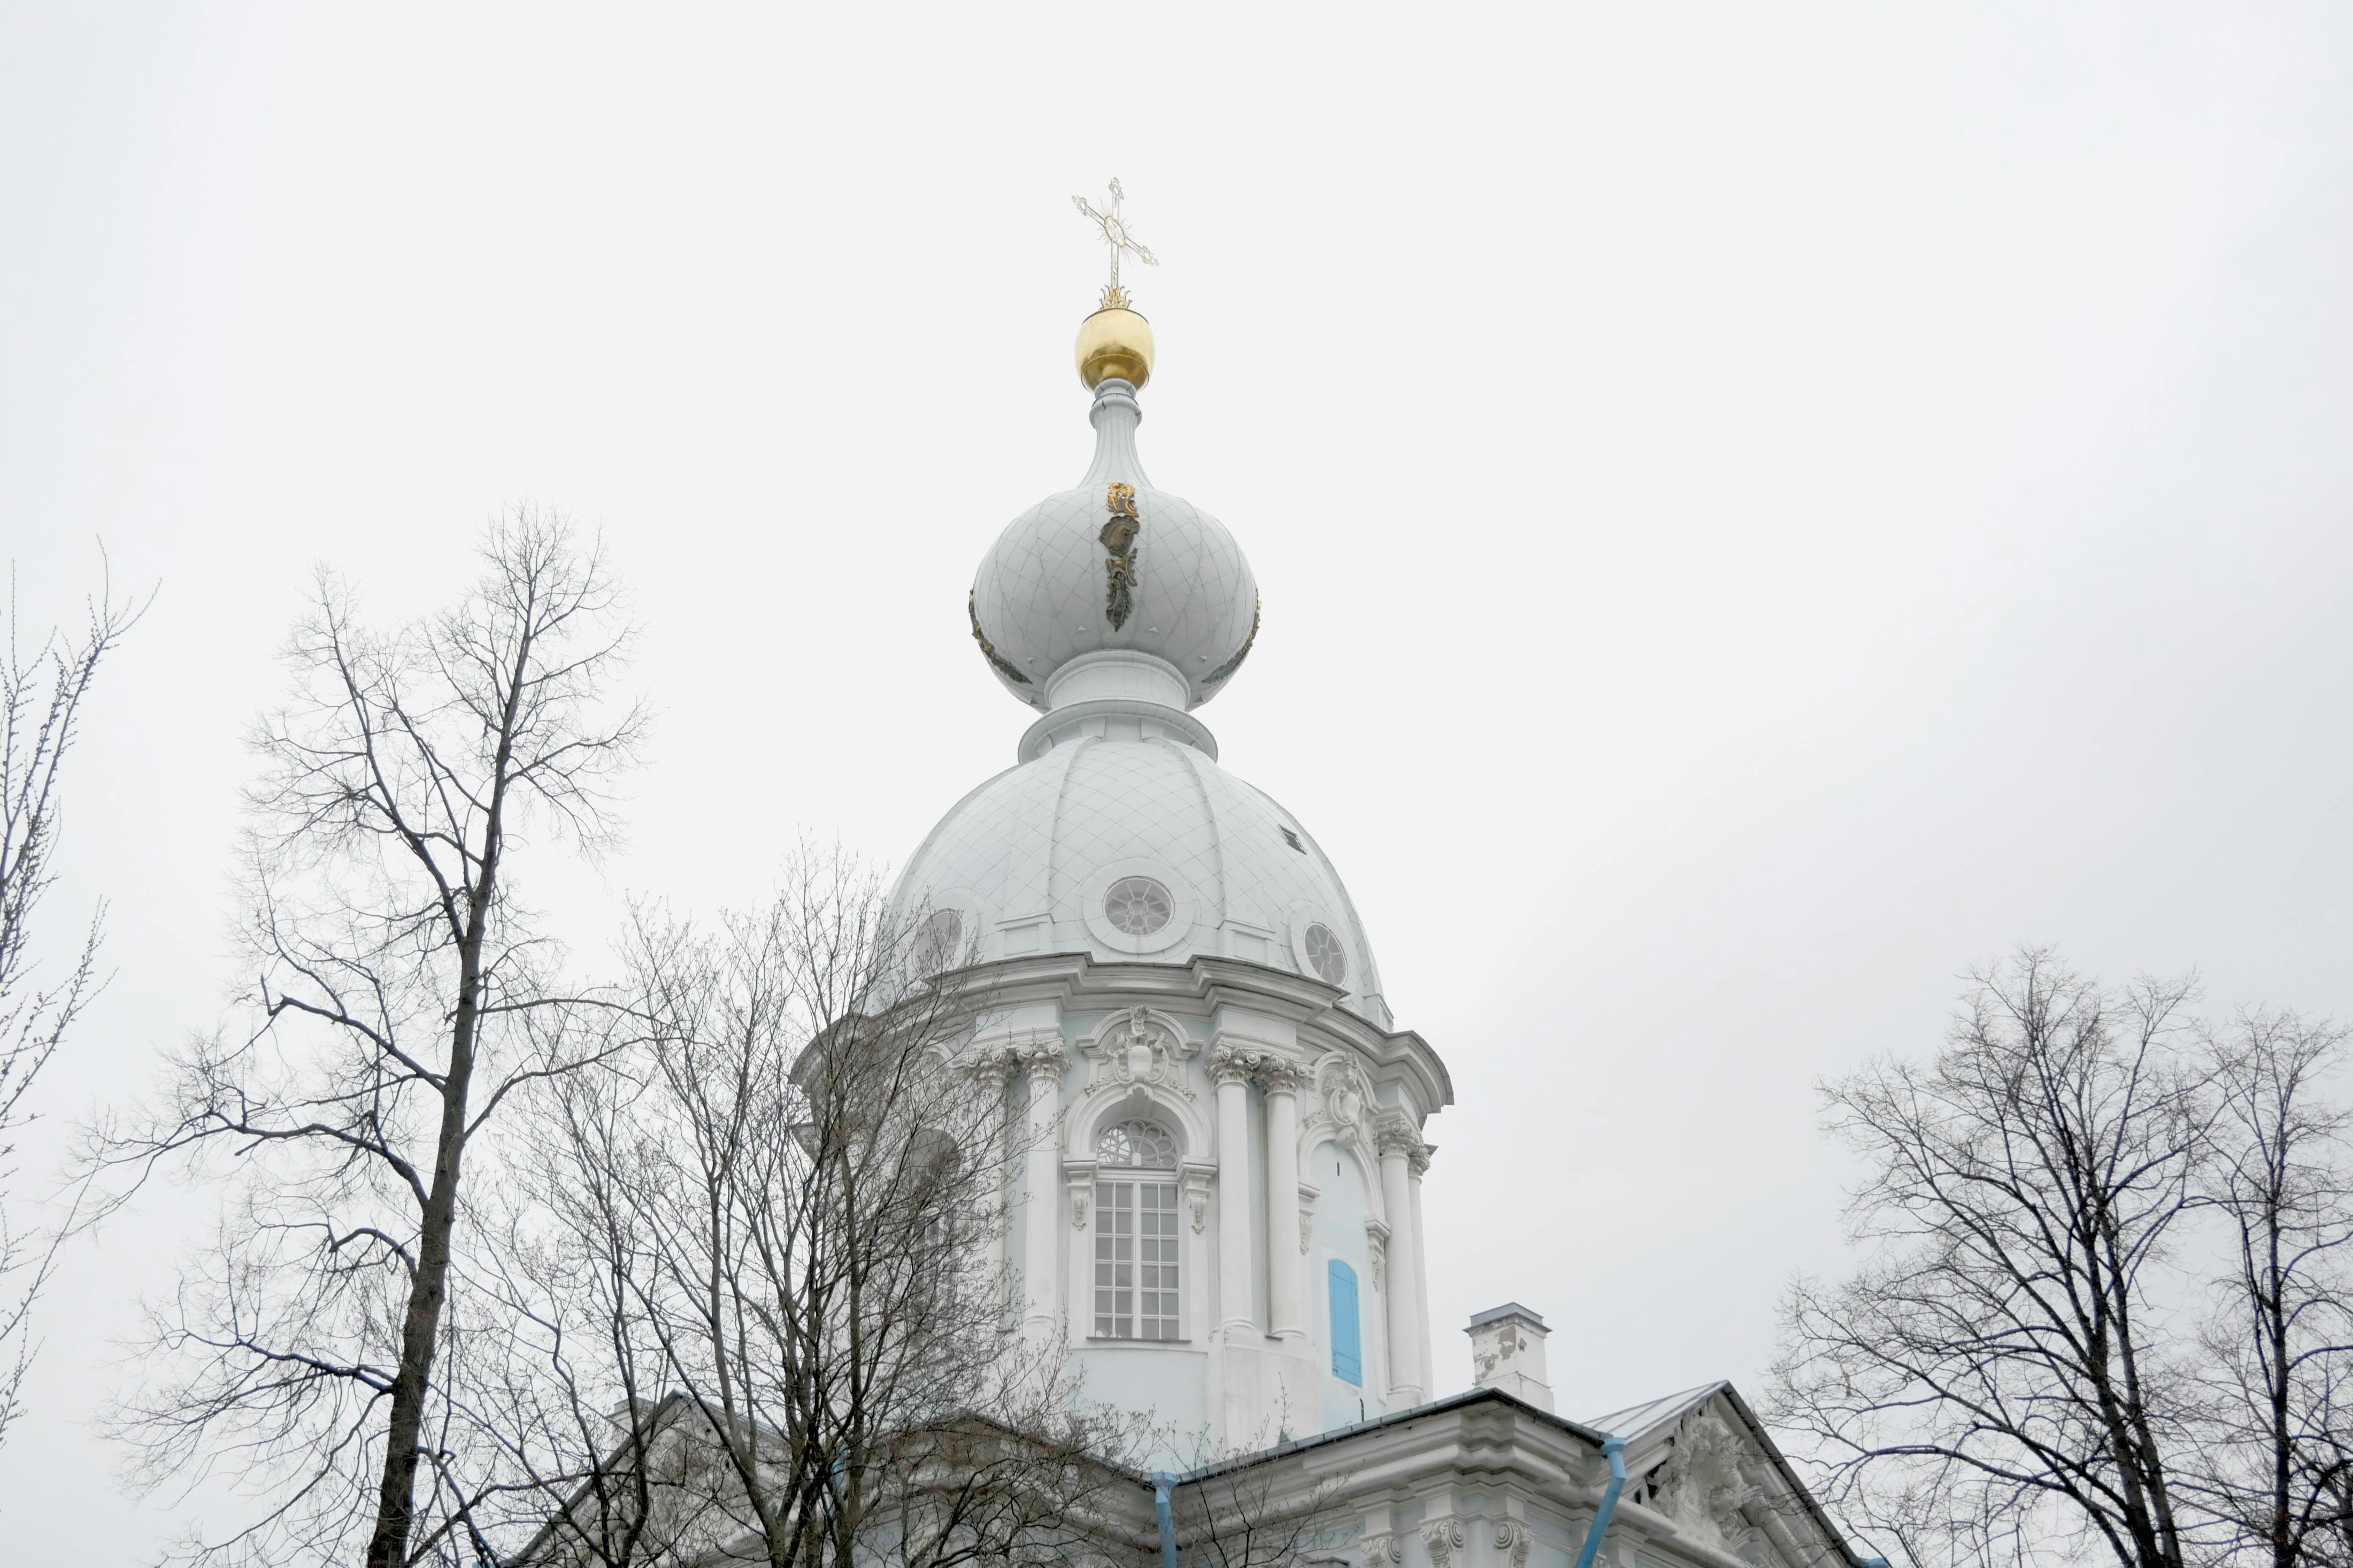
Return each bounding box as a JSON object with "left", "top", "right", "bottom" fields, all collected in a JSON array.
[
  {"left": 1407, "top": 1141, "right": 1435, "bottom": 1177},
  {"left": 1257, "top": 1056, "right": 1310, "bottom": 1094},
  {"left": 1210, "top": 1043, "right": 1260, "bottom": 1087},
  {"left": 1009, "top": 1031, "right": 1067, "bottom": 1081},
  {"left": 1374, "top": 1114, "right": 1424, "bottom": 1158}
]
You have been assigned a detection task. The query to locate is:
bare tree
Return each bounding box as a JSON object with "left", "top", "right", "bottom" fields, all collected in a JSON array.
[
  {"left": 0, "top": 562, "right": 137, "bottom": 1451},
  {"left": 485, "top": 848, "right": 1145, "bottom": 1568},
  {"left": 2185, "top": 1011, "right": 2353, "bottom": 1568},
  {"left": 1170, "top": 1436, "right": 1352, "bottom": 1568},
  {"left": 87, "top": 512, "right": 644, "bottom": 1565},
  {"left": 1768, "top": 948, "right": 2205, "bottom": 1568}
]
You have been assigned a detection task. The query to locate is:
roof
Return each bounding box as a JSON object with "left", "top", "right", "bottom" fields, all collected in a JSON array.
[{"left": 1584, "top": 1379, "right": 1727, "bottom": 1441}]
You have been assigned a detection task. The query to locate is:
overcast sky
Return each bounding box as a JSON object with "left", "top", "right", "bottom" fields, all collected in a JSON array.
[{"left": 6, "top": 3, "right": 2353, "bottom": 1558}]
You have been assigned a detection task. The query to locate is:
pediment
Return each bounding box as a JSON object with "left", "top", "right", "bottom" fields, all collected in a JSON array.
[{"left": 1588, "top": 1383, "right": 1852, "bottom": 1568}]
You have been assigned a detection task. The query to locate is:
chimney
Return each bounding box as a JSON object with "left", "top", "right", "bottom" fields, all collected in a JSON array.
[{"left": 1467, "top": 1303, "right": 1553, "bottom": 1411}]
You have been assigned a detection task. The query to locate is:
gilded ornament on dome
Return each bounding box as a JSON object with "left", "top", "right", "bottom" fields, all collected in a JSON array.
[
  {"left": 1201, "top": 597, "right": 1259, "bottom": 686},
  {"left": 967, "top": 590, "right": 1031, "bottom": 685},
  {"left": 1101, "top": 482, "right": 1140, "bottom": 630}
]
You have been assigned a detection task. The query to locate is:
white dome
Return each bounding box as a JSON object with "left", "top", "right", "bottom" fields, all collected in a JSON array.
[
  {"left": 891, "top": 728, "right": 1390, "bottom": 1028},
  {"left": 968, "top": 380, "right": 1259, "bottom": 712}
]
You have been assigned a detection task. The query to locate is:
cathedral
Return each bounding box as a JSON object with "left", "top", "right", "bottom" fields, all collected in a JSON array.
[{"left": 865, "top": 188, "right": 1871, "bottom": 1568}]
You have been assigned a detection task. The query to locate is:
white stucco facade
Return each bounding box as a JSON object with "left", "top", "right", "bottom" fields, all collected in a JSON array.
[
  {"left": 894, "top": 374, "right": 1444, "bottom": 1456},
  {"left": 878, "top": 361, "right": 1855, "bottom": 1568}
]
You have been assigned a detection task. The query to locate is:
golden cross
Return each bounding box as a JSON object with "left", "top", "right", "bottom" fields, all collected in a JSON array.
[{"left": 1072, "top": 177, "right": 1158, "bottom": 309}]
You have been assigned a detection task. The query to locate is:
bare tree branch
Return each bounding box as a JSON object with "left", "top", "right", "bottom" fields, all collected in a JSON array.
[
  {"left": 0, "top": 553, "right": 141, "bottom": 1454},
  {"left": 85, "top": 510, "right": 644, "bottom": 1566}
]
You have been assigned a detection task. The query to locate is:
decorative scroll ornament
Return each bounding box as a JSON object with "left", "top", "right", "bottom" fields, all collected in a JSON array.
[
  {"left": 1494, "top": 1521, "right": 1532, "bottom": 1568},
  {"left": 1308, "top": 1053, "right": 1372, "bottom": 1150},
  {"left": 1650, "top": 1407, "right": 1754, "bottom": 1551},
  {"left": 968, "top": 591, "right": 1031, "bottom": 686},
  {"left": 1421, "top": 1519, "right": 1466, "bottom": 1568},
  {"left": 1072, "top": 177, "right": 1159, "bottom": 312},
  {"left": 1201, "top": 597, "right": 1259, "bottom": 686},
  {"left": 1072, "top": 1189, "right": 1091, "bottom": 1229},
  {"left": 1082, "top": 1006, "right": 1197, "bottom": 1101},
  {"left": 1102, "top": 483, "right": 1140, "bottom": 630},
  {"left": 1362, "top": 1535, "right": 1405, "bottom": 1564}
]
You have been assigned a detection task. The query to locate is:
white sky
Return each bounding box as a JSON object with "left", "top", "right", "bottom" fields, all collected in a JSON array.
[{"left": 5, "top": 3, "right": 2352, "bottom": 1558}]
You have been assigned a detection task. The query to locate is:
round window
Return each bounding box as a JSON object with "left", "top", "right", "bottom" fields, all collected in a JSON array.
[
  {"left": 1302, "top": 922, "right": 1348, "bottom": 986},
  {"left": 912, "top": 909, "right": 963, "bottom": 975},
  {"left": 1103, "top": 876, "right": 1174, "bottom": 937}
]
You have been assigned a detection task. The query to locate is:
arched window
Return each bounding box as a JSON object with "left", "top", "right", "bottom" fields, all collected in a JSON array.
[
  {"left": 1093, "top": 1119, "right": 1179, "bottom": 1341},
  {"left": 1095, "top": 1118, "right": 1178, "bottom": 1168},
  {"left": 1328, "top": 1260, "right": 1362, "bottom": 1385}
]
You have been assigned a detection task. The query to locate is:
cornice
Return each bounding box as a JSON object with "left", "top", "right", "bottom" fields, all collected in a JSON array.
[{"left": 937, "top": 952, "right": 1454, "bottom": 1118}]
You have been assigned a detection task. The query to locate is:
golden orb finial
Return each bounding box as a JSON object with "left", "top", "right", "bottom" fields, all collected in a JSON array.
[
  {"left": 1076, "top": 305, "right": 1155, "bottom": 390},
  {"left": 1072, "top": 179, "right": 1159, "bottom": 389}
]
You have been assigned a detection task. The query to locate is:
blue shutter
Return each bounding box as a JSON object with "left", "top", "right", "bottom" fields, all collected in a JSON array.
[{"left": 1328, "top": 1260, "right": 1362, "bottom": 1385}]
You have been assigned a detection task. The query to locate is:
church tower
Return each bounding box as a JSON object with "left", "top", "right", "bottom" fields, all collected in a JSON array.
[{"left": 888, "top": 185, "right": 1453, "bottom": 1456}]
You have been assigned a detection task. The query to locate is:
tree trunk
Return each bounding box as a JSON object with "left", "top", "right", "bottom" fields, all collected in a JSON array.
[{"left": 364, "top": 932, "right": 485, "bottom": 1568}]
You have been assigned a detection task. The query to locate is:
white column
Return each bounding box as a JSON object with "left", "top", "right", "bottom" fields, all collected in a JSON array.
[
  {"left": 1408, "top": 1142, "right": 1434, "bottom": 1395},
  {"left": 979, "top": 1058, "right": 1014, "bottom": 1320},
  {"left": 1213, "top": 1047, "right": 1256, "bottom": 1339},
  {"left": 1263, "top": 1060, "right": 1308, "bottom": 1343},
  {"left": 1377, "top": 1124, "right": 1425, "bottom": 1405},
  {"left": 1018, "top": 1040, "right": 1065, "bottom": 1334}
]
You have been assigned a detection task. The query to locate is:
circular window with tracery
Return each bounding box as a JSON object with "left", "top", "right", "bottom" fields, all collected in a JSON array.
[
  {"left": 1302, "top": 923, "right": 1348, "bottom": 986},
  {"left": 1103, "top": 876, "right": 1174, "bottom": 937},
  {"left": 1096, "top": 1118, "right": 1179, "bottom": 1168}
]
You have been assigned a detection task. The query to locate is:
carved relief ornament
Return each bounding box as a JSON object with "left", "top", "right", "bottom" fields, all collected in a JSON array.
[
  {"left": 1305, "top": 1052, "right": 1374, "bottom": 1152},
  {"left": 1256, "top": 1056, "right": 1311, "bottom": 1095},
  {"left": 1201, "top": 596, "right": 1258, "bottom": 687},
  {"left": 1493, "top": 1521, "right": 1532, "bottom": 1568},
  {"left": 1009, "top": 1033, "right": 1068, "bottom": 1078},
  {"left": 968, "top": 591, "right": 1032, "bottom": 686},
  {"left": 1210, "top": 1043, "right": 1262, "bottom": 1087},
  {"left": 1420, "top": 1520, "right": 1466, "bottom": 1568},
  {"left": 1081, "top": 1006, "right": 1197, "bottom": 1102},
  {"left": 1649, "top": 1406, "right": 1754, "bottom": 1552},
  {"left": 1101, "top": 483, "right": 1140, "bottom": 630},
  {"left": 1373, "top": 1115, "right": 1425, "bottom": 1160}
]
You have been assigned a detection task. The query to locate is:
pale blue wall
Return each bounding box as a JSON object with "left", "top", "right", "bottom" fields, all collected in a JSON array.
[{"left": 1307, "top": 1137, "right": 1386, "bottom": 1431}]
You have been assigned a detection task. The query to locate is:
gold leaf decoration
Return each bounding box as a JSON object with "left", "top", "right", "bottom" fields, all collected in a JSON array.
[
  {"left": 968, "top": 590, "right": 1031, "bottom": 685},
  {"left": 1202, "top": 598, "right": 1259, "bottom": 685},
  {"left": 1101, "top": 482, "right": 1140, "bottom": 630}
]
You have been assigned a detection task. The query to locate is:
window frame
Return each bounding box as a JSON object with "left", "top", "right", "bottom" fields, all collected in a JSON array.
[{"left": 1088, "top": 1117, "right": 1185, "bottom": 1343}]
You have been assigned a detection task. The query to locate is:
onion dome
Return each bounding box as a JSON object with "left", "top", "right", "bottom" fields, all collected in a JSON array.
[
  {"left": 902, "top": 197, "right": 1387, "bottom": 1026},
  {"left": 966, "top": 377, "right": 1260, "bottom": 713}
]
